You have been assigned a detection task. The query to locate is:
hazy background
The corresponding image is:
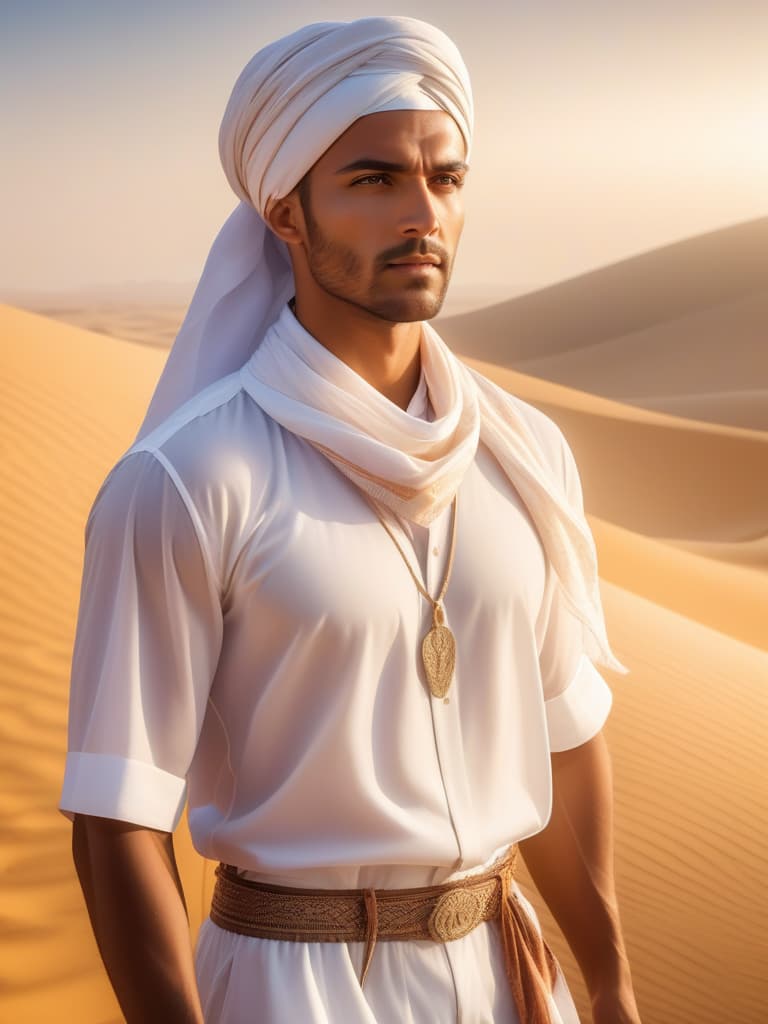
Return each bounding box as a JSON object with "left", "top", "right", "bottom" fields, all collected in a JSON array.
[
  {"left": 1, "top": 4, "right": 767, "bottom": 1024},
  {"left": 2, "top": 0, "right": 767, "bottom": 307}
]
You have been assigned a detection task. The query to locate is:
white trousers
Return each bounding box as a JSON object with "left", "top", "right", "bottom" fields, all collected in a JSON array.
[{"left": 194, "top": 882, "right": 581, "bottom": 1023}]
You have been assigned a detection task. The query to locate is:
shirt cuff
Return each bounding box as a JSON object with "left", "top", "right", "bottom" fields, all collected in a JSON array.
[
  {"left": 545, "top": 654, "right": 613, "bottom": 752},
  {"left": 59, "top": 751, "right": 187, "bottom": 832}
]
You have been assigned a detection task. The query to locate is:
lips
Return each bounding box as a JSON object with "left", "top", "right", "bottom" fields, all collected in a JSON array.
[
  {"left": 385, "top": 257, "right": 441, "bottom": 276},
  {"left": 387, "top": 257, "right": 441, "bottom": 267},
  {"left": 385, "top": 261, "right": 440, "bottom": 276}
]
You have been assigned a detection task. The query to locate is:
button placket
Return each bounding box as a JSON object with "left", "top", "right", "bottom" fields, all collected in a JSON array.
[
  {"left": 423, "top": 497, "right": 476, "bottom": 873},
  {"left": 425, "top": 509, "right": 449, "bottom": 596}
]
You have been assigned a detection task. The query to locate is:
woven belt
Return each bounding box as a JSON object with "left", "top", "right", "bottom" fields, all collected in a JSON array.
[{"left": 210, "top": 845, "right": 559, "bottom": 1024}]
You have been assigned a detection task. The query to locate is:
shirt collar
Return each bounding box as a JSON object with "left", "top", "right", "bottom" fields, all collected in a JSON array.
[{"left": 405, "top": 365, "right": 434, "bottom": 422}]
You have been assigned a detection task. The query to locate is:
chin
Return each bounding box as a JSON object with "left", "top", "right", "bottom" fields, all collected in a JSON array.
[{"left": 370, "top": 289, "right": 446, "bottom": 323}]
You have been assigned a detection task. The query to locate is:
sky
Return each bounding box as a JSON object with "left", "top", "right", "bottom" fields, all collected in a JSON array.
[{"left": 1, "top": 0, "right": 766, "bottom": 300}]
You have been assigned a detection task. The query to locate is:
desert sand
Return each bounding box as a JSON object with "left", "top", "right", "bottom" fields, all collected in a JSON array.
[{"left": 1, "top": 290, "right": 765, "bottom": 1024}]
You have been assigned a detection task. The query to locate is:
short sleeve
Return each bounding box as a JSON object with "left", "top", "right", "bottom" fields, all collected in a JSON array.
[
  {"left": 59, "top": 450, "right": 223, "bottom": 830},
  {"left": 536, "top": 564, "right": 613, "bottom": 752},
  {"left": 535, "top": 426, "right": 613, "bottom": 752}
]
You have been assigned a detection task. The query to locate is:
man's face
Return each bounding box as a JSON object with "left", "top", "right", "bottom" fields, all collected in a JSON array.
[{"left": 294, "top": 109, "right": 468, "bottom": 323}]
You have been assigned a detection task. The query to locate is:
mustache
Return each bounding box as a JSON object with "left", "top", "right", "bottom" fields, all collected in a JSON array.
[{"left": 376, "top": 240, "right": 450, "bottom": 268}]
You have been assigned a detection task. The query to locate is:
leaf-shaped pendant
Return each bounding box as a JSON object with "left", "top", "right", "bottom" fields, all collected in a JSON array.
[{"left": 422, "top": 604, "right": 456, "bottom": 698}]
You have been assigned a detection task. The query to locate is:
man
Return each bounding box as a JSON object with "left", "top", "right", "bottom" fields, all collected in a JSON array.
[{"left": 60, "top": 16, "right": 642, "bottom": 1024}]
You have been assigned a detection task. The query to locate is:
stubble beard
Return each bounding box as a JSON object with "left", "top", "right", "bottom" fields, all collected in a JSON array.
[{"left": 300, "top": 198, "right": 451, "bottom": 323}]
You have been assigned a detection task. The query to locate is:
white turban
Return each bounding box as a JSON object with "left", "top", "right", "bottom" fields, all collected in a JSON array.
[{"left": 136, "top": 16, "right": 473, "bottom": 440}]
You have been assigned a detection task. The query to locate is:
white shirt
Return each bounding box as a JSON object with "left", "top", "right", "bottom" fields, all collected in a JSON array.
[{"left": 59, "top": 353, "right": 611, "bottom": 1022}]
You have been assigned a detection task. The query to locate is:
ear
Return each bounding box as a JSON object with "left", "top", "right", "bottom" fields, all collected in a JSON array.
[{"left": 265, "top": 191, "right": 306, "bottom": 247}]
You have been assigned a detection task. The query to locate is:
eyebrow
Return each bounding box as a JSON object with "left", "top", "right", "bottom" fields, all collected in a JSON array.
[{"left": 334, "top": 158, "right": 469, "bottom": 175}]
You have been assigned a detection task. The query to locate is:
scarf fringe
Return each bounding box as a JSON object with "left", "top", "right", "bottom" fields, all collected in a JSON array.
[{"left": 499, "top": 871, "right": 558, "bottom": 1024}]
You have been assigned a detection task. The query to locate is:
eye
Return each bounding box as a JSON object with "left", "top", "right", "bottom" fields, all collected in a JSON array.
[
  {"left": 433, "top": 175, "right": 464, "bottom": 188},
  {"left": 352, "top": 173, "right": 392, "bottom": 186}
]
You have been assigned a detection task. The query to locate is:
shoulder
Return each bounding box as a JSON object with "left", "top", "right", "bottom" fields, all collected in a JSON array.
[
  {"left": 126, "top": 369, "right": 281, "bottom": 513},
  {"left": 88, "top": 370, "right": 281, "bottom": 575},
  {"left": 131, "top": 370, "right": 274, "bottom": 468},
  {"left": 86, "top": 449, "right": 170, "bottom": 539},
  {"left": 83, "top": 448, "right": 220, "bottom": 601}
]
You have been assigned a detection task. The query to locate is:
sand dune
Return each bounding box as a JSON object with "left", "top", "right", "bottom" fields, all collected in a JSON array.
[
  {"left": 437, "top": 218, "right": 768, "bottom": 433},
  {"left": 467, "top": 355, "right": 768, "bottom": 543},
  {"left": 669, "top": 533, "right": 768, "bottom": 571},
  {"left": 621, "top": 389, "right": 768, "bottom": 433},
  {"left": 23, "top": 302, "right": 189, "bottom": 349},
  {"left": 588, "top": 518, "right": 767, "bottom": 651},
  {"left": 514, "top": 288, "right": 768, "bottom": 402},
  {"left": 0, "top": 307, "right": 201, "bottom": 1024},
  {"left": 1, "top": 304, "right": 765, "bottom": 1024},
  {"left": 437, "top": 217, "right": 768, "bottom": 363}
]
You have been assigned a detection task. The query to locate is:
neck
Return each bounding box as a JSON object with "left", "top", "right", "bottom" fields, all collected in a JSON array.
[{"left": 290, "top": 293, "right": 423, "bottom": 411}]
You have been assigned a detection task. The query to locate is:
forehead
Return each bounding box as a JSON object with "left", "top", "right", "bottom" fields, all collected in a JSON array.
[{"left": 314, "top": 109, "right": 467, "bottom": 171}]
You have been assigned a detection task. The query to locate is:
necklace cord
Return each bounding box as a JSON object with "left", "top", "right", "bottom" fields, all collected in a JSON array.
[
  {"left": 362, "top": 491, "right": 459, "bottom": 700},
  {"left": 363, "top": 494, "right": 458, "bottom": 611}
]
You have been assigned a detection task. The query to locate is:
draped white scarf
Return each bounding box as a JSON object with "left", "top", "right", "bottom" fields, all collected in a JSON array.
[
  {"left": 133, "top": 16, "right": 626, "bottom": 673},
  {"left": 247, "top": 305, "right": 626, "bottom": 673}
]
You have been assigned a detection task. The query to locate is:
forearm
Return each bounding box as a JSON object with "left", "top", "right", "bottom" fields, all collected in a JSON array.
[
  {"left": 518, "top": 730, "right": 634, "bottom": 998},
  {"left": 72, "top": 814, "right": 204, "bottom": 1024}
]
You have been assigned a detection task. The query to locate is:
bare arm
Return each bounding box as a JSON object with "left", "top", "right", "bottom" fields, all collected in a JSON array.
[
  {"left": 518, "top": 730, "right": 642, "bottom": 1024},
  {"left": 72, "top": 814, "right": 204, "bottom": 1024}
]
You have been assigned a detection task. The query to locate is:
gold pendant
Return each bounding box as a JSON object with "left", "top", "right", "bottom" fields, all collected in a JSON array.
[{"left": 422, "top": 604, "right": 456, "bottom": 699}]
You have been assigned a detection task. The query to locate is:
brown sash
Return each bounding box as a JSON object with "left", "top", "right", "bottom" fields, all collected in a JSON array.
[{"left": 210, "top": 845, "right": 559, "bottom": 1022}]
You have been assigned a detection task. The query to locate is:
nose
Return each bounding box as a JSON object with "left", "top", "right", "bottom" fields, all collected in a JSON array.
[{"left": 398, "top": 179, "right": 440, "bottom": 238}]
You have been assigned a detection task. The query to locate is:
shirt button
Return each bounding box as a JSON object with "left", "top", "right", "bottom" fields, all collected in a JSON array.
[{"left": 432, "top": 546, "right": 440, "bottom": 556}]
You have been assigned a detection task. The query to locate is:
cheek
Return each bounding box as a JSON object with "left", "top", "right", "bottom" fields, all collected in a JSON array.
[
  {"left": 319, "top": 219, "right": 383, "bottom": 263},
  {"left": 446, "top": 210, "right": 464, "bottom": 241},
  {"left": 314, "top": 188, "right": 399, "bottom": 236},
  {"left": 441, "top": 194, "right": 465, "bottom": 233}
]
